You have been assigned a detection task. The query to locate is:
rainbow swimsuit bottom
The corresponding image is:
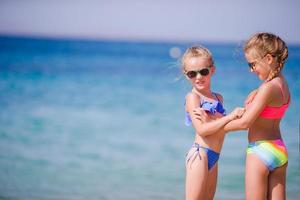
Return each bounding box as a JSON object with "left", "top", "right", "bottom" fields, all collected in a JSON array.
[{"left": 247, "top": 139, "right": 288, "bottom": 171}]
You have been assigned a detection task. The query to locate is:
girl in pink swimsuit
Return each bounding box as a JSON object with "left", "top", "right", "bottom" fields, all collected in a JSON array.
[{"left": 194, "top": 32, "right": 290, "bottom": 200}]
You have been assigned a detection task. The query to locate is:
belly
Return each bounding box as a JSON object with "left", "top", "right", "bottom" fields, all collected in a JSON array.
[
  {"left": 194, "top": 130, "right": 225, "bottom": 152},
  {"left": 193, "top": 112, "right": 226, "bottom": 152},
  {"left": 248, "top": 118, "right": 282, "bottom": 142}
]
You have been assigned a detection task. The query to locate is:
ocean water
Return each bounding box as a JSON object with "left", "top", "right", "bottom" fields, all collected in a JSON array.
[{"left": 0, "top": 36, "right": 299, "bottom": 200}]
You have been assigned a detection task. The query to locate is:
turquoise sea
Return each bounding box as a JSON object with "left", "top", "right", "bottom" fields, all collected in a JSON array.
[{"left": 0, "top": 36, "right": 299, "bottom": 200}]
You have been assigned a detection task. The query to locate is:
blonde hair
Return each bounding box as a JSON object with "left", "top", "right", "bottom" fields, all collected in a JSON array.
[
  {"left": 181, "top": 45, "right": 214, "bottom": 73},
  {"left": 244, "top": 32, "right": 288, "bottom": 82}
]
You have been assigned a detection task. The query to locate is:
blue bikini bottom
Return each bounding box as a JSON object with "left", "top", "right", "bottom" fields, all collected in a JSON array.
[{"left": 186, "top": 143, "right": 220, "bottom": 171}]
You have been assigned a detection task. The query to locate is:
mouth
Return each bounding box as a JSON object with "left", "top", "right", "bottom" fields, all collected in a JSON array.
[{"left": 195, "top": 80, "right": 206, "bottom": 85}]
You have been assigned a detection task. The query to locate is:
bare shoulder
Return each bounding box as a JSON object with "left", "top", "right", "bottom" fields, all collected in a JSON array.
[
  {"left": 256, "top": 81, "right": 278, "bottom": 104},
  {"left": 258, "top": 81, "right": 275, "bottom": 92},
  {"left": 185, "top": 92, "right": 200, "bottom": 102},
  {"left": 185, "top": 92, "right": 201, "bottom": 111},
  {"left": 266, "top": 77, "right": 290, "bottom": 103},
  {"left": 259, "top": 80, "right": 281, "bottom": 96}
]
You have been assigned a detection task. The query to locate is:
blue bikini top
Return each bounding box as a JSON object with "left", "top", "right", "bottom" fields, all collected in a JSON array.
[{"left": 185, "top": 93, "right": 226, "bottom": 126}]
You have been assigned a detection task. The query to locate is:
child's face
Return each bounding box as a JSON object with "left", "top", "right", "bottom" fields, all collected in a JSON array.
[
  {"left": 245, "top": 49, "right": 272, "bottom": 81},
  {"left": 184, "top": 56, "right": 214, "bottom": 91}
]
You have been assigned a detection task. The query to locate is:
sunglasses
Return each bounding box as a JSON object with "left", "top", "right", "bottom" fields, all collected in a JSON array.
[
  {"left": 247, "top": 54, "right": 270, "bottom": 71},
  {"left": 248, "top": 62, "right": 256, "bottom": 71},
  {"left": 185, "top": 68, "right": 210, "bottom": 79}
]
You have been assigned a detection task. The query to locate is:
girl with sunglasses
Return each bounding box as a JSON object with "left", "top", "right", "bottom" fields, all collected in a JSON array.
[
  {"left": 194, "top": 33, "right": 290, "bottom": 199},
  {"left": 182, "top": 45, "right": 245, "bottom": 200}
]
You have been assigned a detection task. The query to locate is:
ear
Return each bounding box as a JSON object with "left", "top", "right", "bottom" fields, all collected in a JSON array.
[
  {"left": 210, "top": 65, "right": 216, "bottom": 75},
  {"left": 265, "top": 54, "right": 274, "bottom": 65}
]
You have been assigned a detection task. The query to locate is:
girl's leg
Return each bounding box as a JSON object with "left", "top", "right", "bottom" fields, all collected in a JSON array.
[
  {"left": 245, "top": 154, "right": 269, "bottom": 200},
  {"left": 267, "top": 163, "right": 287, "bottom": 200},
  {"left": 186, "top": 150, "right": 208, "bottom": 200},
  {"left": 206, "top": 164, "right": 218, "bottom": 200}
]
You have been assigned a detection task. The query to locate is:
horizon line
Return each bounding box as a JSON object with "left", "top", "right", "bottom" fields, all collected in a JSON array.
[{"left": 1, "top": 33, "right": 300, "bottom": 47}]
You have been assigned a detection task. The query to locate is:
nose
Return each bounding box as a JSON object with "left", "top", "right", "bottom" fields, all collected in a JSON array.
[{"left": 196, "top": 72, "right": 202, "bottom": 79}]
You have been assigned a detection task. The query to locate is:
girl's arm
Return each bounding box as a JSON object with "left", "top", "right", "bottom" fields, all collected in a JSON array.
[
  {"left": 224, "top": 83, "right": 274, "bottom": 132},
  {"left": 192, "top": 107, "right": 245, "bottom": 135},
  {"left": 186, "top": 92, "right": 240, "bottom": 137}
]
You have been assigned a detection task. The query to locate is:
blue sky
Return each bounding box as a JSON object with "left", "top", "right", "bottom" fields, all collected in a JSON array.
[{"left": 0, "top": 0, "right": 299, "bottom": 43}]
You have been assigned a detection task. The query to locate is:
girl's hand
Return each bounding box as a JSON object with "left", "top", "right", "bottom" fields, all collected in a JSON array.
[
  {"left": 229, "top": 107, "right": 245, "bottom": 120},
  {"left": 193, "top": 107, "right": 210, "bottom": 123}
]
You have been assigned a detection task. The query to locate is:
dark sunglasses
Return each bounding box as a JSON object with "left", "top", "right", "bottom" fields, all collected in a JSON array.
[
  {"left": 185, "top": 68, "right": 210, "bottom": 79},
  {"left": 248, "top": 62, "right": 256, "bottom": 71}
]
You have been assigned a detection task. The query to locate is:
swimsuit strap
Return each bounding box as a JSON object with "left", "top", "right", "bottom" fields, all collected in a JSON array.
[
  {"left": 213, "top": 92, "right": 221, "bottom": 102},
  {"left": 276, "top": 80, "right": 291, "bottom": 105},
  {"left": 199, "top": 92, "right": 221, "bottom": 105},
  {"left": 190, "top": 90, "right": 221, "bottom": 103},
  {"left": 186, "top": 143, "right": 208, "bottom": 163},
  {"left": 274, "top": 80, "right": 286, "bottom": 103}
]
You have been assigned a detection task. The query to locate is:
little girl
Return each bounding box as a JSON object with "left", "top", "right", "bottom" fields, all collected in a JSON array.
[
  {"left": 194, "top": 33, "right": 290, "bottom": 199},
  {"left": 182, "top": 46, "right": 244, "bottom": 200}
]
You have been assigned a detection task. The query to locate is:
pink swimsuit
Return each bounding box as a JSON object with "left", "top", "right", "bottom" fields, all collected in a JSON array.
[
  {"left": 259, "top": 96, "right": 290, "bottom": 119},
  {"left": 247, "top": 82, "right": 290, "bottom": 119}
]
